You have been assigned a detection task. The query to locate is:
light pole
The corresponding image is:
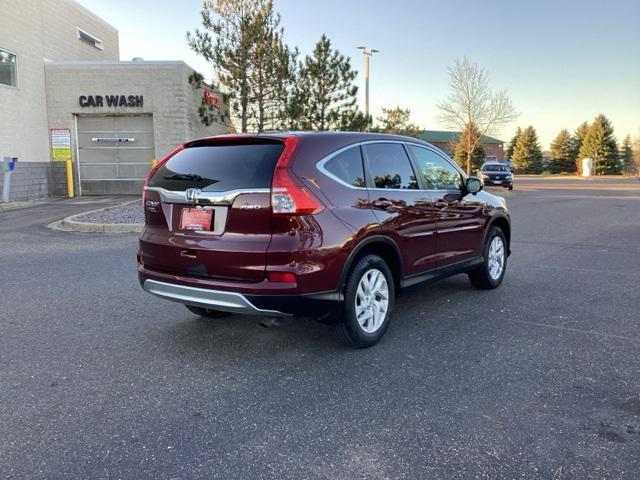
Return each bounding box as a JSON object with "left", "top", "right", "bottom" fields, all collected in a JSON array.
[{"left": 356, "top": 46, "right": 379, "bottom": 117}]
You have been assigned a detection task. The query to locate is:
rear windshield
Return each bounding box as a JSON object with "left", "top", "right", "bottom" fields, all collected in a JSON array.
[
  {"left": 482, "top": 164, "right": 509, "bottom": 172},
  {"left": 149, "top": 142, "right": 284, "bottom": 192}
]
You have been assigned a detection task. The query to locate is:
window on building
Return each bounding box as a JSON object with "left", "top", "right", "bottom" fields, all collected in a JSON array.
[
  {"left": 323, "top": 147, "right": 365, "bottom": 187},
  {"left": 365, "top": 143, "right": 418, "bottom": 190},
  {"left": 77, "top": 28, "right": 104, "bottom": 50},
  {"left": 409, "top": 145, "right": 463, "bottom": 191},
  {"left": 0, "top": 49, "right": 17, "bottom": 87}
]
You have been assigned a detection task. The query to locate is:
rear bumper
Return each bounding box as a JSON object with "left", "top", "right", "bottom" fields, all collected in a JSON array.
[
  {"left": 140, "top": 275, "right": 341, "bottom": 318},
  {"left": 143, "top": 279, "right": 288, "bottom": 316}
]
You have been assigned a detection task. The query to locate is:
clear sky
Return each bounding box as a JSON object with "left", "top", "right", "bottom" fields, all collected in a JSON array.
[{"left": 76, "top": 0, "right": 639, "bottom": 147}]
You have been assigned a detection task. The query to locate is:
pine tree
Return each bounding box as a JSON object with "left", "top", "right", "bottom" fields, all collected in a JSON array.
[
  {"left": 291, "top": 35, "right": 359, "bottom": 130},
  {"left": 187, "top": 0, "right": 292, "bottom": 132},
  {"left": 573, "top": 121, "right": 590, "bottom": 174},
  {"left": 511, "top": 126, "right": 543, "bottom": 173},
  {"left": 453, "top": 123, "right": 486, "bottom": 173},
  {"left": 620, "top": 135, "right": 634, "bottom": 175},
  {"left": 505, "top": 127, "right": 521, "bottom": 160},
  {"left": 338, "top": 109, "right": 371, "bottom": 132},
  {"left": 549, "top": 129, "right": 577, "bottom": 174},
  {"left": 578, "top": 114, "right": 620, "bottom": 175},
  {"left": 246, "top": 5, "right": 296, "bottom": 131},
  {"left": 376, "top": 107, "right": 420, "bottom": 136}
]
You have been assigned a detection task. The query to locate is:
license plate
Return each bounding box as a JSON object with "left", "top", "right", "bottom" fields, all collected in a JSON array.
[
  {"left": 492, "top": 180, "right": 502, "bottom": 184},
  {"left": 180, "top": 208, "right": 213, "bottom": 231}
]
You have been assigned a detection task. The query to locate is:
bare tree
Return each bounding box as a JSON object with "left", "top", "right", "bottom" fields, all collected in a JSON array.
[{"left": 437, "top": 57, "right": 518, "bottom": 174}]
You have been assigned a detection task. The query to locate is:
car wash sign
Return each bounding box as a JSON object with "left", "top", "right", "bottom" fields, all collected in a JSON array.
[{"left": 79, "top": 95, "right": 144, "bottom": 107}]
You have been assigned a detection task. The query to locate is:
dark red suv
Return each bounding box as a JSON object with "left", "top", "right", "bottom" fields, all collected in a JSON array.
[{"left": 138, "top": 132, "right": 510, "bottom": 347}]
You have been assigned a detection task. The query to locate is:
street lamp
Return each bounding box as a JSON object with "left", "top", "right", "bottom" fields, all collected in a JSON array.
[{"left": 356, "top": 46, "right": 379, "bottom": 117}]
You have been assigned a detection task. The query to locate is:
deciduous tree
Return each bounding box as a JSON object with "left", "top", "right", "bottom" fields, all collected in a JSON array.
[
  {"left": 453, "top": 123, "right": 485, "bottom": 173},
  {"left": 437, "top": 57, "right": 518, "bottom": 174}
]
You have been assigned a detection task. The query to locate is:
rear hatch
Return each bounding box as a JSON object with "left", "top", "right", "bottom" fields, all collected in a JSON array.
[{"left": 140, "top": 138, "right": 284, "bottom": 282}]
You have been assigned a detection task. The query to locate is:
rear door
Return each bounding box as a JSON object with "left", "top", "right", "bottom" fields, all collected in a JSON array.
[
  {"left": 140, "top": 139, "right": 284, "bottom": 282},
  {"left": 363, "top": 142, "right": 439, "bottom": 276},
  {"left": 409, "top": 146, "right": 485, "bottom": 267}
]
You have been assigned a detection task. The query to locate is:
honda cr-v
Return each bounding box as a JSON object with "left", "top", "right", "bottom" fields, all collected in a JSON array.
[{"left": 138, "top": 132, "right": 511, "bottom": 347}]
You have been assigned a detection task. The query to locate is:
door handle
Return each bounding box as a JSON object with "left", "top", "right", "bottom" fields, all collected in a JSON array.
[{"left": 434, "top": 201, "right": 449, "bottom": 209}]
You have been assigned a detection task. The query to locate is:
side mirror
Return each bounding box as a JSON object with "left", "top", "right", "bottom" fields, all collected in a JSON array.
[{"left": 466, "top": 177, "right": 483, "bottom": 194}]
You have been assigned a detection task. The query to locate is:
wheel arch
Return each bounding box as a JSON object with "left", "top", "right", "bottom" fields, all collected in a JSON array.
[
  {"left": 337, "top": 235, "right": 403, "bottom": 294},
  {"left": 487, "top": 214, "right": 511, "bottom": 250}
]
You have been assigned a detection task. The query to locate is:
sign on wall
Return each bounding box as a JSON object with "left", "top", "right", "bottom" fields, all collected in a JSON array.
[
  {"left": 50, "top": 129, "right": 71, "bottom": 161},
  {"left": 91, "top": 137, "right": 136, "bottom": 143},
  {"left": 79, "top": 95, "right": 144, "bottom": 107},
  {"left": 203, "top": 90, "right": 221, "bottom": 109}
]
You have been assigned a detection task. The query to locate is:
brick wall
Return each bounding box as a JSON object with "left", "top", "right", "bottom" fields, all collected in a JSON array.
[{"left": 0, "top": 162, "right": 66, "bottom": 201}]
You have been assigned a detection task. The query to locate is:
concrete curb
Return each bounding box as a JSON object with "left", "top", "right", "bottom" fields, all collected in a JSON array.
[{"left": 52, "top": 200, "right": 143, "bottom": 233}]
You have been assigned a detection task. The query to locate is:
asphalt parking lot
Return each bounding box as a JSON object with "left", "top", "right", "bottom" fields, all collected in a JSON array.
[{"left": 1, "top": 177, "right": 639, "bottom": 479}]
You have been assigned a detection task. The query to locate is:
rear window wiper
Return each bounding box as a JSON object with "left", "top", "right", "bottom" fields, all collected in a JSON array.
[{"left": 164, "top": 173, "right": 203, "bottom": 181}]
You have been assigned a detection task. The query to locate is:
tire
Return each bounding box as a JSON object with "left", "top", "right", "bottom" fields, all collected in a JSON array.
[
  {"left": 468, "top": 226, "right": 508, "bottom": 289},
  {"left": 185, "top": 305, "right": 231, "bottom": 318},
  {"left": 331, "top": 254, "right": 395, "bottom": 348},
  {"left": 508, "top": 185, "right": 513, "bottom": 191}
]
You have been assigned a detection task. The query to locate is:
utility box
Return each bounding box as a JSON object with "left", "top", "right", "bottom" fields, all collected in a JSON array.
[{"left": 581, "top": 157, "right": 593, "bottom": 177}]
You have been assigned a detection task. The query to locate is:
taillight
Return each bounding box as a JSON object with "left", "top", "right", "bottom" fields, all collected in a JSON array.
[{"left": 271, "top": 136, "right": 324, "bottom": 215}]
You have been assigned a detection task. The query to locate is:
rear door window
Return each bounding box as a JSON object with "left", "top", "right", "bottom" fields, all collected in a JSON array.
[
  {"left": 149, "top": 142, "right": 284, "bottom": 192},
  {"left": 364, "top": 143, "right": 418, "bottom": 189},
  {"left": 323, "top": 146, "right": 365, "bottom": 187}
]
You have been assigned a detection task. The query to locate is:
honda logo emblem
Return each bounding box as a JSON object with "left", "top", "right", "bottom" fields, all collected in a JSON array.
[{"left": 185, "top": 188, "right": 201, "bottom": 204}]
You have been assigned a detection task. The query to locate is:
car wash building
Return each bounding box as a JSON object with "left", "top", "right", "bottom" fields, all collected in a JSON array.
[{"left": 0, "top": 0, "right": 227, "bottom": 200}]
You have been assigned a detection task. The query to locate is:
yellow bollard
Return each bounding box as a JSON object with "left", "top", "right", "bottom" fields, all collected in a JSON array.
[{"left": 65, "top": 159, "right": 74, "bottom": 198}]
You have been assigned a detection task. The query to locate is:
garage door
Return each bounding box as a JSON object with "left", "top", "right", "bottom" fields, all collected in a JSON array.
[{"left": 76, "top": 114, "right": 154, "bottom": 195}]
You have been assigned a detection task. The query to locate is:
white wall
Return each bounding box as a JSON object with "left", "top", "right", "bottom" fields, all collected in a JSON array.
[{"left": 0, "top": 0, "right": 119, "bottom": 163}]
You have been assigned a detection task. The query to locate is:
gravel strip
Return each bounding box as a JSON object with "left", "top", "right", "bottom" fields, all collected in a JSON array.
[{"left": 73, "top": 199, "right": 144, "bottom": 224}]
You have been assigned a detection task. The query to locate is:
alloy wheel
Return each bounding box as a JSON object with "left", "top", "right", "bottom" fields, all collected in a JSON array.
[
  {"left": 488, "top": 236, "right": 505, "bottom": 280},
  {"left": 355, "top": 268, "right": 389, "bottom": 333}
]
